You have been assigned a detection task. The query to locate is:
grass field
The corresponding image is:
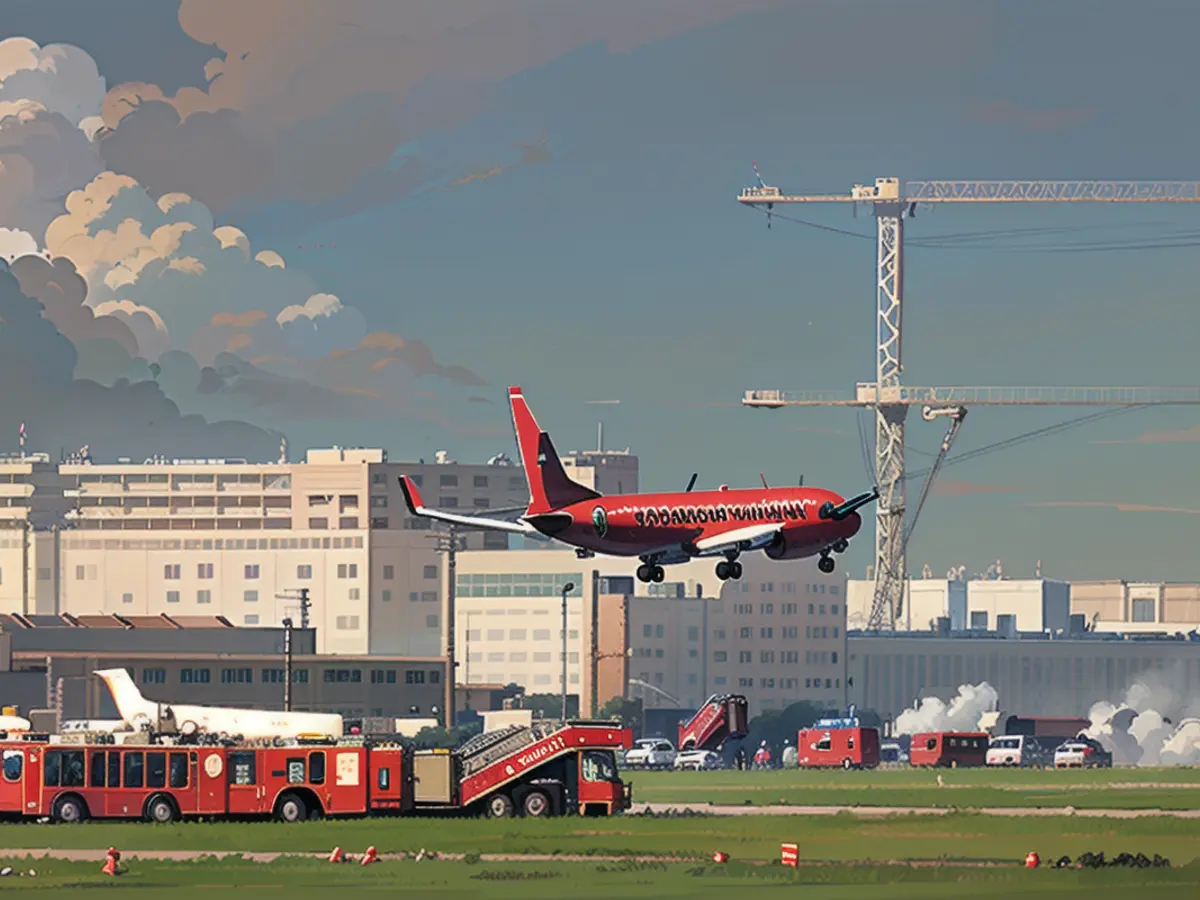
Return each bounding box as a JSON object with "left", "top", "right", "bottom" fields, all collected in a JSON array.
[
  {"left": 1, "top": 854, "right": 1199, "bottom": 899},
  {"left": 627, "top": 766, "right": 1200, "bottom": 808},
  {"left": 2, "top": 811, "right": 1198, "bottom": 863}
]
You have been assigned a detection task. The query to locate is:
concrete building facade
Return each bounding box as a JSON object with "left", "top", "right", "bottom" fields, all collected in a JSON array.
[
  {"left": 846, "top": 578, "right": 1070, "bottom": 634},
  {"left": 452, "top": 548, "right": 848, "bottom": 717},
  {"left": 1071, "top": 580, "right": 1200, "bottom": 633},
  {"left": 1, "top": 449, "right": 531, "bottom": 655}
]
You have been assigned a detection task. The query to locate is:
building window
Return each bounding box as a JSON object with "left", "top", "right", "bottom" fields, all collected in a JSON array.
[
  {"left": 474, "top": 475, "right": 489, "bottom": 488},
  {"left": 1131, "top": 598, "right": 1155, "bottom": 622},
  {"left": 339, "top": 516, "right": 359, "bottom": 529},
  {"left": 409, "top": 592, "right": 419, "bottom": 602},
  {"left": 75, "top": 565, "right": 85, "bottom": 580},
  {"left": 337, "top": 563, "right": 359, "bottom": 579},
  {"left": 336, "top": 616, "right": 360, "bottom": 630},
  {"left": 483, "top": 532, "right": 509, "bottom": 550},
  {"left": 297, "top": 564, "right": 312, "bottom": 580},
  {"left": 760, "top": 627, "right": 774, "bottom": 639},
  {"left": 164, "top": 564, "right": 180, "bottom": 580},
  {"left": 198, "top": 563, "right": 213, "bottom": 579},
  {"left": 197, "top": 590, "right": 212, "bottom": 604},
  {"left": 382, "top": 590, "right": 392, "bottom": 603},
  {"left": 970, "top": 611, "right": 988, "bottom": 629},
  {"left": 371, "top": 495, "right": 388, "bottom": 508},
  {"left": 141, "top": 668, "right": 166, "bottom": 684},
  {"left": 166, "top": 590, "right": 180, "bottom": 604},
  {"left": 426, "top": 614, "right": 439, "bottom": 629},
  {"left": 687, "top": 626, "right": 699, "bottom": 641},
  {"left": 439, "top": 474, "right": 458, "bottom": 487},
  {"left": 370, "top": 518, "right": 388, "bottom": 529},
  {"left": 423, "top": 565, "right": 438, "bottom": 579},
  {"left": 244, "top": 590, "right": 258, "bottom": 603},
  {"left": 713, "top": 651, "right": 728, "bottom": 662},
  {"left": 643, "top": 624, "right": 652, "bottom": 638},
  {"left": 439, "top": 496, "right": 458, "bottom": 507},
  {"left": 349, "top": 588, "right": 361, "bottom": 600},
  {"left": 383, "top": 565, "right": 394, "bottom": 580},
  {"left": 220, "top": 668, "right": 252, "bottom": 684},
  {"left": 474, "top": 497, "right": 490, "bottom": 508},
  {"left": 421, "top": 591, "right": 437, "bottom": 603},
  {"left": 180, "top": 668, "right": 210, "bottom": 684},
  {"left": 738, "top": 651, "right": 751, "bottom": 664},
  {"left": 244, "top": 564, "right": 260, "bottom": 579},
  {"left": 405, "top": 669, "right": 426, "bottom": 684},
  {"left": 122, "top": 593, "right": 133, "bottom": 604},
  {"left": 309, "top": 517, "right": 328, "bottom": 529},
  {"left": 244, "top": 614, "right": 260, "bottom": 625}
]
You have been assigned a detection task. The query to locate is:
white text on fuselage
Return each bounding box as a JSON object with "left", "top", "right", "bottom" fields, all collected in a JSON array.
[
  {"left": 631, "top": 500, "right": 818, "bottom": 528},
  {"left": 515, "top": 736, "right": 567, "bottom": 769}
]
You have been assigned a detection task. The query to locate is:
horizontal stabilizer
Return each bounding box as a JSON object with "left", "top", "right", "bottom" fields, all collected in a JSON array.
[{"left": 399, "top": 475, "right": 538, "bottom": 535}]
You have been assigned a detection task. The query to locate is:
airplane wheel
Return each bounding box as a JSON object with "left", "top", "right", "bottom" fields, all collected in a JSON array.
[
  {"left": 715, "top": 561, "right": 730, "bottom": 580},
  {"left": 636, "top": 564, "right": 652, "bottom": 583},
  {"left": 729, "top": 561, "right": 743, "bottom": 580},
  {"left": 651, "top": 566, "right": 665, "bottom": 582},
  {"left": 833, "top": 539, "right": 849, "bottom": 553},
  {"left": 818, "top": 556, "right": 835, "bottom": 574}
]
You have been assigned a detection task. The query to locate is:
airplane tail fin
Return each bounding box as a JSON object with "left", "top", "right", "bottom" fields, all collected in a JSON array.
[
  {"left": 94, "top": 668, "right": 158, "bottom": 728},
  {"left": 509, "top": 386, "right": 602, "bottom": 515}
]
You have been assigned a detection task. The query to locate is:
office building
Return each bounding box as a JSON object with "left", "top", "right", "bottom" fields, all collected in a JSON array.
[
  {"left": 452, "top": 548, "right": 847, "bottom": 717},
  {"left": 2, "top": 448, "right": 528, "bottom": 655},
  {"left": 846, "top": 578, "right": 1070, "bottom": 634}
]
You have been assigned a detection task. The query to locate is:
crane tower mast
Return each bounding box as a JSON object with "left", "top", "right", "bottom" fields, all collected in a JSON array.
[{"left": 737, "top": 177, "right": 1200, "bottom": 629}]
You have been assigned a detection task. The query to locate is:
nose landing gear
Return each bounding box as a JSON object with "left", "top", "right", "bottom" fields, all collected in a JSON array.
[{"left": 818, "top": 554, "right": 836, "bottom": 574}]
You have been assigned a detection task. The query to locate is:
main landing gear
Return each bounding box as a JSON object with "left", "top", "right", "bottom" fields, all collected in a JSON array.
[
  {"left": 715, "top": 559, "right": 743, "bottom": 581},
  {"left": 817, "top": 539, "right": 849, "bottom": 575},
  {"left": 636, "top": 560, "right": 665, "bottom": 583}
]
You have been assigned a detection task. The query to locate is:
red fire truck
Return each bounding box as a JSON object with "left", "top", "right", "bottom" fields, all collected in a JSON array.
[
  {"left": 796, "top": 708, "right": 880, "bottom": 769},
  {"left": 677, "top": 694, "right": 748, "bottom": 752},
  {"left": 0, "top": 720, "right": 632, "bottom": 823},
  {"left": 908, "top": 732, "right": 989, "bottom": 768}
]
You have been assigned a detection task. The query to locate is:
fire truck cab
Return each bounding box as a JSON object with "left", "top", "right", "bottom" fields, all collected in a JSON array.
[{"left": 796, "top": 707, "right": 880, "bottom": 769}]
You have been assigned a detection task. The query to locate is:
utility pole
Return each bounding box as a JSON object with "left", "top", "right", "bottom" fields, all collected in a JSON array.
[
  {"left": 589, "top": 569, "right": 599, "bottom": 718},
  {"left": 282, "top": 617, "right": 294, "bottom": 712},
  {"left": 275, "top": 587, "right": 311, "bottom": 631},
  {"left": 739, "top": 176, "right": 1200, "bottom": 627},
  {"left": 560, "top": 581, "right": 575, "bottom": 721},
  {"left": 428, "top": 524, "right": 466, "bottom": 730}
]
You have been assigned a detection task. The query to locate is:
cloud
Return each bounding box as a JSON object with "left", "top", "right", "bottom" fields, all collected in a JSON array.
[
  {"left": 92, "top": 0, "right": 786, "bottom": 216},
  {"left": 1092, "top": 426, "right": 1200, "bottom": 445},
  {"left": 0, "top": 265, "right": 281, "bottom": 461},
  {"left": 933, "top": 479, "right": 1025, "bottom": 497},
  {"left": 968, "top": 99, "right": 1092, "bottom": 132},
  {"left": 0, "top": 226, "right": 38, "bottom": 261},
  {"left": 1025, "top": 501, "right": 1200, "bottom": 515},
  {"left": 0, "top": 39, "right": 106, "bottom": 237},
  {"left": 44, "top": 171, "right": 352, "bottom": 345},
  {"left": 0, "top": 38, "right": 105, "bottom": 128}
]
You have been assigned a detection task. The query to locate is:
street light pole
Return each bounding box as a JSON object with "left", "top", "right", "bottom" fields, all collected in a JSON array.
[
  {"left": 282, "top": 617, "right": 294, "bottom": 712},
  {"left": 561, "top": 581, "right": 575, "bottom": 721}
]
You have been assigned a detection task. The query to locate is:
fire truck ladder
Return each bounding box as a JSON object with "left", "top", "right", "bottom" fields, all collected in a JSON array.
[
  {"left": 678, "top": 694, "right": 749, "bottom": 751},
  {"left": 456, "top": 720, "right": 562, "bottom": 778}
]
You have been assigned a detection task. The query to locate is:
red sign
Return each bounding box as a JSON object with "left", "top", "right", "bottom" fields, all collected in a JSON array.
[{"left": 780, "top": 842, "right": 798, "bottom": 868}]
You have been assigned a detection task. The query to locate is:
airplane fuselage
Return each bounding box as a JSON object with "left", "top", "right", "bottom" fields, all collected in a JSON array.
[{"left": 528, "top": 486, "right": 861, "bottom": 559}]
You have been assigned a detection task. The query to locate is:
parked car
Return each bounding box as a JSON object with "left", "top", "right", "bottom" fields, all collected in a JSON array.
[
  {"left": 673, "top": 749, "right": 722, "bottom": 771},
  {"left": 1054, "top": 737, "right": 1113, "bottom": 769},
  {"left": 623, "top": 738, "right": 677, "bottom": 769},
  {"left": 986, "top": 735, "right": 1047, "bottom": 767}
]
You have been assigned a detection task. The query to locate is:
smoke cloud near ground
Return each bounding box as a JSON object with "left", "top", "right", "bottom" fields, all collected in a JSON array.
[
  {"left": 900, "top": 670, "right": 1200, "bottom": 765},
  {"left": 894, "top": 682, "right": 1000, "bottom": 735},
  {"left": 1083, "top": 668, "right": 1200, "bottom": 766}
]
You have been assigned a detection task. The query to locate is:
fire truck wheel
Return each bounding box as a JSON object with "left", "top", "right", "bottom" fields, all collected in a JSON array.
[
  {"left": 146, "top": 795, "right": 178, "bottom": 824},
  {"left": 276, "top": 793, "right": 308, "bottom": 823},
  {"left": 522, "top": 790, "right": 551, "bottom": 818},
  {"left": 485, "top": 793, "right": 515, "bottom": 819},
  {"left": 841, "top": 758, "right": 853, "bottom": 770},
  {"left": 53, "top": 795, "right": 86, "bottom": 824}
]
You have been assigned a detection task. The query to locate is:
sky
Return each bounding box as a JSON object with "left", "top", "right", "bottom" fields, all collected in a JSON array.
[{"left": 2, "top": 0, "right": 1200, "bottom": 583}]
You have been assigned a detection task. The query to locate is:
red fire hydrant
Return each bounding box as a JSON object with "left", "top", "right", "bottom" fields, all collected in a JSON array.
[
  {"left": 1025, "top": 851, "right": 1040, "bottom": 869},
  {"left": 712, "top": 851, "right": 729, "bottom": 863}
]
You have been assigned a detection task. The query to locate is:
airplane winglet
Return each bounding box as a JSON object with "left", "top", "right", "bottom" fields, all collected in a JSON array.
[{"left": 398, "top": 475, "right": 425, "bottom": 515}]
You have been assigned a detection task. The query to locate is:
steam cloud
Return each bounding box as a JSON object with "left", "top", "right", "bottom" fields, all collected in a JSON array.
[
  {"left": 1084, "top": 669, "right": 1200, "bottom": 766},
  {"left": 894, "top": 682, "right": 1000, "bottom": 735}
]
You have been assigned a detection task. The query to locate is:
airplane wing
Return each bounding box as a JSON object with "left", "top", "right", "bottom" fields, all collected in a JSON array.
[
  {"left": 691, "top": 523, "right": 783, "bottom": 556},
  {"left": 399, "top": 475, "right": 539, "bottom": 535}
]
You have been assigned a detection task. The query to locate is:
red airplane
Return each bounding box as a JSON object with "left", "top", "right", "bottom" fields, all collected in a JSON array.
[{"left": 399, "top": 386, "right": 877, "bottom": 584}]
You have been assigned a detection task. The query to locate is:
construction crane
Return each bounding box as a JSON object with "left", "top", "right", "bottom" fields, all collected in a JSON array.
[{"left": 737, "top": 176, "right": 1200, "bottom": 629}]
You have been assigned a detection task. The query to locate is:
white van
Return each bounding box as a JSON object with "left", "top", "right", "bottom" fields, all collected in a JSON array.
[{"left": 986, "top": 735, "right": 1045, "bottom": 767}]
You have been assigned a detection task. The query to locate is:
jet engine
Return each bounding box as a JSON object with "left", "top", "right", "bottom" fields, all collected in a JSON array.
[{"left": 764, "top": 530, "right": 817, "bottom": 561}]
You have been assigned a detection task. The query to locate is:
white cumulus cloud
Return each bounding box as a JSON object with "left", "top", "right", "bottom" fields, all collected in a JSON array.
[
  {"left": 0, "top": 226, "right": 38, "bottom": 261},
  {"left": 0, "top": 37, "right": 105, "bottom": 128}
]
